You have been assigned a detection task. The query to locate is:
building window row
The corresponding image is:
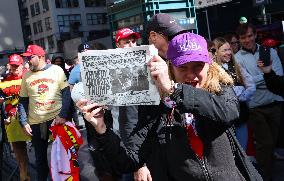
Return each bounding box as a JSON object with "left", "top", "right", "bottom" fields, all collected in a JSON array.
[
  {"left": 34, "top": 35, "right": 55, "bottom": 50},
  {"left": 84, "top": 0, "right": 106, "bottom": 7},
  {"left": 86, "top": 13, "right": 107, "bottom": 25},
  {"left": 55, "top": 0, "right": 79, "bottom": 8},
  {"left": 57, "top": 14, "right": 81, "bottom": 27},
  {"left": 33, "top": 20, "right": 43, "bottom": 34}
]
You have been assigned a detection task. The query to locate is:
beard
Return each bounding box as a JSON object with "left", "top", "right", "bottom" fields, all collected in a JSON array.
[{"left": 29, "top": 63, "right": 38, "bottom": 71}]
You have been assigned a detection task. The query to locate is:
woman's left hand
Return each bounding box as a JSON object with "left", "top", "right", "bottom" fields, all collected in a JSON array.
[{"left": 148, "top": 55, "right": 172, "bottom": 94}]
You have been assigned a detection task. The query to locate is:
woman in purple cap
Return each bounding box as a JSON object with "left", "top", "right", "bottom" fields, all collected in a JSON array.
[{"left": 76, "top": 32, "right": 262, "bottom": 181}]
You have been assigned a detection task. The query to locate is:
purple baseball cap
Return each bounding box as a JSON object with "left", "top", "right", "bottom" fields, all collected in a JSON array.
[{"left": 167, "top": 32, "right": 211, "bottom": 67}]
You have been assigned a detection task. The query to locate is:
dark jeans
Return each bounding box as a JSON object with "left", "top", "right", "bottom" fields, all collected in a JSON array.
[
  {"left": 30, "top": 120, "right": 52, "bottom": 181},
  {"left": 248, "top": 102, "right": 282, "bottom": 179}
]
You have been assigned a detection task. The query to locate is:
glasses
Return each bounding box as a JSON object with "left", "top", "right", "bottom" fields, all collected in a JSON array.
[
  {"left": 230, "top": 41, "right": 240, "bottom": 45},
  {"left": 25, "top": 55, "right": 36, "bottom": 60},
  {"left": 209, "top": 48, "right": 216, "bottom": 54}
]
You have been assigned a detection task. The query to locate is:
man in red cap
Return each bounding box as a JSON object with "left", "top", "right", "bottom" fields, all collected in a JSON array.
[
  {"left": 115, "top": 28, "right": 141, "bottom": 48},
  {"left": 0, "top": 54, "right": 31, "bottom": 181},
  {"left": 18, "top": 44, "right": 72, "bottom": 180}
]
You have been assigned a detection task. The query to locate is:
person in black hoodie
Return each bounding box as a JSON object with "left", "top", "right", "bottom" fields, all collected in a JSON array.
[
  {"left": 76, "top": 32, "right": 262, "bottom": 180},
  {"left": 257, "top": 60, "right": 284, "bottom": 98}
]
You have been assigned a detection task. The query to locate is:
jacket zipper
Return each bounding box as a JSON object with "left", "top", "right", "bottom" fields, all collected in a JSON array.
[{"left": 199, "top": 157, "right": 212, "bottom": 181}]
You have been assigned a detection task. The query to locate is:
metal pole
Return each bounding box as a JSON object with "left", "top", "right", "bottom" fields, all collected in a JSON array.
[{"left": 204, "top": 9, "right": 211, "bottom": 40}]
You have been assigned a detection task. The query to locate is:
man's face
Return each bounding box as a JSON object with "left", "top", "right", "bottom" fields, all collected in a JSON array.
[
  {"left": 148, "top": 31, "right": 168, "bottom": 58},
  {"left": 27, "top": 55, "right": 42, "bottom": 71},
  {"left": 239, "top": 27, "right": 257, "bottom": 51},
  {"left": 117, "top": 36, "right": 137, "bottom": 48},
  {"left": 9, "top": 64, "right": 23, "bottom": 76}
]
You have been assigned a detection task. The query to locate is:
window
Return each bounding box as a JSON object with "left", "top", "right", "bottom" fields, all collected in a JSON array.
[
  {"left": 55, "top": 0, "right": 79, "bottom": 8},
  {"left": 35, "top": 38, "right": 45, "bottom": 49},
  {"left": 45, "top": 17, "right": 52, "bottom": 30},
  {"left": 86, "top": 13, "right": 107, "bottom": 25},
  {"left": 84, "top": 0, "right": 106, "bottom": 7},
  {"left": 23, "top": 8, "right": 29, "bottom": 20},
  {"left": 57, "top": 14, "right": 81, "bottom": 28},
  {"left": 35, "top": 2, "right": 40, "bottom": 15},
  {"left": 33, "top": 22, "right": 38, "bottom": 34},
  {"left": 30, "top": 4, "right": 35, "bottom": 17},
  {"left": 42, "top": 0, "right": 49, "bottom": 12},
  {"left": 47, "top": 35, "right": 54, "bottom": 49},
  {"left": 37, "top": 20, "right": 43, "bottom": 33}
]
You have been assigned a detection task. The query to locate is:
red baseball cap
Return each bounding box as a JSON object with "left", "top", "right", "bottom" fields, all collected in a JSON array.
[
  {"left": 8, "top": 54, "right": 23, "bottom": 66},
  {"left": 115, "top": 28, "right": 140, "bottom": 43},
  {"left": 22, "top": 44, "right": 45, "bottom": 56}
]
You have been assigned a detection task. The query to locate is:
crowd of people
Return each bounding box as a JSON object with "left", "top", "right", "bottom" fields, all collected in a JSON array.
[{"left": 0, "top": 13, "right": 284, "bottom": 181}]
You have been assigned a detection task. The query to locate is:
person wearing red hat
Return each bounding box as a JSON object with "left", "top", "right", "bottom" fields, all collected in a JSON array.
[
  {"left": 115, "top": 28, "right": 141, "bottom": 48},
  {"left": 0, "top": 54, "right": 31, "bottom": 181},
  {"left": 18, "top": 44, "right": 73, "bottom": 180},
  {"left": 113, "top": 28, "right": 153, "bottom": 181}
]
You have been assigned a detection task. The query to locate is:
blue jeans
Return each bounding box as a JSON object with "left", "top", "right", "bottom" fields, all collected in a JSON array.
[{"left": 30, "top": 121, "right": 52, "bottom": 181}]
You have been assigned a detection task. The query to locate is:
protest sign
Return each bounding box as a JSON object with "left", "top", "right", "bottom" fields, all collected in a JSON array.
[{"left": 79, "top": 45, "right": 160, "bottom": 106}]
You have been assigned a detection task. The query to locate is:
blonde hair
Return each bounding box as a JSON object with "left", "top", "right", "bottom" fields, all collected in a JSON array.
[
  {"left": 213, "top": 37, "right": 244, "bottom": 85},
  {"left": 203, "top": 62, "right": 233, "bottom": 94},
  {"left": 168, "top": 61, "right": 233, "bottom": 95}
]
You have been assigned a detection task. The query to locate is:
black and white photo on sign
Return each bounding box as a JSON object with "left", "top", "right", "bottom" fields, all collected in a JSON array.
[{"left": 78, "top": 45, "right": 160, "bottom": 106}]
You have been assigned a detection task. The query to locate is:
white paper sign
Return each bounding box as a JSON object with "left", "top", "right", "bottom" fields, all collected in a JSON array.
[{"left": 78, "top": 45, "right": 160, "bottom": 106}]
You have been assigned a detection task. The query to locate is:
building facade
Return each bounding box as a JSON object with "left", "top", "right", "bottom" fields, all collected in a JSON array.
[
  {"left": 20, "top": 0, "right": 112, "bottom": 59},
  {"left": 107, "top": 0, "right": 197, "bottom": 45}
]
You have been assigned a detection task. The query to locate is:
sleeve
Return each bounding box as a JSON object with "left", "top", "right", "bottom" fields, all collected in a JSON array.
[
  {"left": 238, "top": 65, "right": 256, "bottom": 102},
  {"left": 235, "top": 52, "right": 266, "bottom": 87},
  {"left": 170, "top": 84, "right": 240, "bottom": 142},
  {"left": 95, "top": 105, "right": 159, "bottom": 174},
  {"left": 57, "top": 66, "right": 68, "bottom": 90},
  {"left": 271, "top": 48, "right": 284, "bottom": 76},
  {"left": 19, "top": 74, "right": 29, "bottom": 98},
  {"left": 68, "top": 68, "right": 80, "bottom": 85},
  {"left": 263, "top": 70, "right": 284, "bottom": 97},
  {"left": 18, "top": 97, "right": 29, "bottom": 126},
  {"left": 58, "top": 87, "right": 72, "bottom": 119}
]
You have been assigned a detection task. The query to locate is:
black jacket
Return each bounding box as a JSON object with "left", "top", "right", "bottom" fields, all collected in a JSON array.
[
  {"left": 263, "top": 70, "right": 284, "bottom": 98},
  {"left": 96, "top": 84, "right": 261, "bottom": 180}
]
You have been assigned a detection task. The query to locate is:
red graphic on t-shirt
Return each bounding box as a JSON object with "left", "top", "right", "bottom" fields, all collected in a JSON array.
[{"left": 38, "top": 84, "right": 49, "bottom": 94}]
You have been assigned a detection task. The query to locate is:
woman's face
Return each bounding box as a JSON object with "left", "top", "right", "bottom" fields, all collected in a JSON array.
[
  {"left": 217, "top": 42, "right": 232, "bottom": 63},
  {"left": 54, "top": 58, "right": 63, "bottom": 65},
  {"left": 172, "top": 61, "right": 209, "bottom": 88}
]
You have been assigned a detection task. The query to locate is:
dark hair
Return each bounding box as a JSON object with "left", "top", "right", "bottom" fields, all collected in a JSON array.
[
  {"left": 236, "top": 23, "right": 256, "bottom": 36},
  {"left": 51, "top": 56, "right": 64, "bottom": 65},
  {"left": 223, "top": 33, "right": 239, "bottom": 43}
]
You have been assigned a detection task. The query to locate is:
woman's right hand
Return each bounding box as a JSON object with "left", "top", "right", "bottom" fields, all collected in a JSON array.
[{"left": 76, "top": 99, "right": 106, "bottom": 134}]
